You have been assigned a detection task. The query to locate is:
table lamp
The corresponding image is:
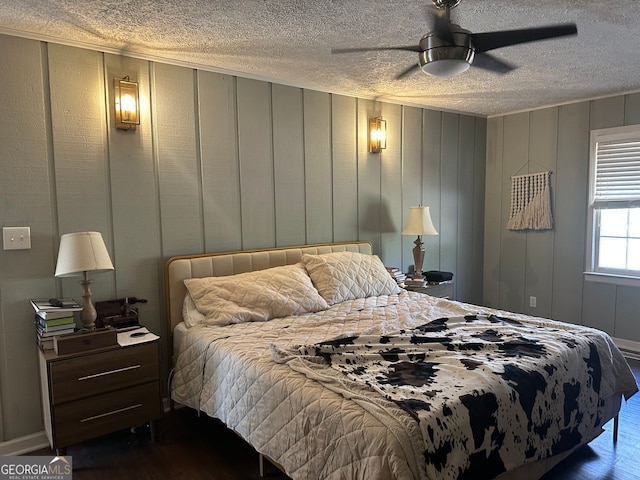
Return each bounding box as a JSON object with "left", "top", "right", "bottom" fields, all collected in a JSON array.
[
  {"left": 401, "top": 206, "right": 438, "bottom": 279},
  {"left": 54, "top": 231, "right": 114, "bottom": 330}
]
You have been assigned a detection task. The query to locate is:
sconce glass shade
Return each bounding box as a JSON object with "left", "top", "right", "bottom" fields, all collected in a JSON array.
[
  {"left": 55, "top": 231, "right": 114, "bottom": 330},
  {"left": 114, "top": 76, "right": 140, "bottom": 130},
  {"left": 369, "top": 116, "right": 387, "bottom": 153},
  {"left": 402, "top": 206, "right": 439, "bottom": 278}
]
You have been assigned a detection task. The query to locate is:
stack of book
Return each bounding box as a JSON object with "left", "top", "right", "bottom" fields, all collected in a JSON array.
[
  {"left": 385, "top": 266, "right": 407, "bottom": 286},
  {"left": 31, "top": 298, "right": 81, "bottom": 351},
  {"left": 404, "top": 276, "right": 428, "bottom": 289}
]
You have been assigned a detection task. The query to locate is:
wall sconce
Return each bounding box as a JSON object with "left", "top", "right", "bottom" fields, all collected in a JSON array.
[
  {"left": 369, "top": 116, "right": 387, "bottom": 153},
  {"left": 114, "top": 76, "right": 140, "bottom": 130}
]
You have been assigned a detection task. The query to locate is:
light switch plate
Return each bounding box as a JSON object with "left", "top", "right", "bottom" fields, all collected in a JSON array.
[{"left": 3, "top": 227, "right": 31, "bottom": 250}]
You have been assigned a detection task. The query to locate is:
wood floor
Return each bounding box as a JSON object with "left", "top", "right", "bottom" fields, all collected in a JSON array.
[{"left": 28, "top": 359, "right": 640, "bottom": 480}]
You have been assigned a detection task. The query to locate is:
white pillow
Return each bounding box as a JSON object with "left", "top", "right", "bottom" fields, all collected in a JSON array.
[
  {"left": 182, "top": 293, "right": 206, "bottom": 328},
  {"left": 301, "top": 251, "right": 401, "bottom": 305},
  {"left": 184, "top": 262, "right": 328, "bottom": 326}
]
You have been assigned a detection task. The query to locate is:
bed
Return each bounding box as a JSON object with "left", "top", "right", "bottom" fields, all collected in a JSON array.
[{"left": 166, "top": 241, "right": 638, "bottom": 480}]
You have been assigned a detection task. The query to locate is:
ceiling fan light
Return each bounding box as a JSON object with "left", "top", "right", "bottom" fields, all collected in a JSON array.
[
  {"left": 421, "top": 58, "right": 470, "bottom": 77},
  {"left": 419, "top": 45, "right": 474, "bottom": 78}
]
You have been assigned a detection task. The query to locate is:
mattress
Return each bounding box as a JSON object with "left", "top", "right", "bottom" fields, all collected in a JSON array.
[
  {"left": 173, "top": 321, "right": 188, "bottom": 363},
  {"left": 171, "top": 291, "right": 638, "bottom": 480}
]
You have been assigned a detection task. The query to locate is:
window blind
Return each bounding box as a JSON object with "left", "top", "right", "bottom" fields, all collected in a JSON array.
[{"left": 593, "top": 137, "right": 640, "bottom": 208}]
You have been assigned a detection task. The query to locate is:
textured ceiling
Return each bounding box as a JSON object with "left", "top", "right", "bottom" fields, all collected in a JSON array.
[{"left": 1, "top": 0, "right": 639, "bottom": 117}]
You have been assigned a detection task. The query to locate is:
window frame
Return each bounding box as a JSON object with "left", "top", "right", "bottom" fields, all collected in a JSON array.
[{"left": 585, "top": 125, "right": 640, "bottom": 287}]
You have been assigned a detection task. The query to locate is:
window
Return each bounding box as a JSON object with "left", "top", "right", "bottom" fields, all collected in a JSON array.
[{"left": 586, "top": 125, "right": 640, "bottom": 285}]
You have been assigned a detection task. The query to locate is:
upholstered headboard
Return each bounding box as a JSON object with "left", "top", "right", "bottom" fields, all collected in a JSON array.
[{"left": 164, "top": 241, "right": 372, "bottom": 358}]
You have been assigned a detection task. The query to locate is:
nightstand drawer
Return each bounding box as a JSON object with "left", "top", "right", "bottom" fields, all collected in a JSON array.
[
  {"left": 50, "top": 343, "right": 159, "bottom": 404},
  {"left": 421, "top": 283, "right": 454, "bottom": 299},
  {"left": 53, "top": 381, "right": 161, "bottom": 448},
  {"left": 405, "top": 282, "right": 455, "bottom": 299}
]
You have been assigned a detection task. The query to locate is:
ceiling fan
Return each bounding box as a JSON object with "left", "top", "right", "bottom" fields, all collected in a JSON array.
[{"left": 332, "top": 0, "right": 577, "bottom": 79}]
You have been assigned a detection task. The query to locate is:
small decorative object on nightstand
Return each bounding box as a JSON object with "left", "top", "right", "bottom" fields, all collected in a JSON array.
[{"left": 38, "top": 339, "right": 162, "bottom": 455}]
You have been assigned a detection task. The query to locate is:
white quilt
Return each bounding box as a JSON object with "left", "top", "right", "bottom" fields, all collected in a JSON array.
[{"left": 171, "top": 291, "right": 637, "bottom": 480}]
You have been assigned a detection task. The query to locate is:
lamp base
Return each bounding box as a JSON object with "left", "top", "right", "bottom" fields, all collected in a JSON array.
[
  {"left": 79, "top": 275, "right": 97, "bottom": 330},
  {"left": 411, "top": 236, "right": 425, "bottom": 279}
]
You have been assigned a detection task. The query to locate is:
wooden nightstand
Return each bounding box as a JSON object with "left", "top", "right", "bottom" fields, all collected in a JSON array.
[
  {"left": 38, "top": 340, "right": 162, "bottom": 454},
  {"left": 405, "top": 281, "right": 454, "bottom": 299}
]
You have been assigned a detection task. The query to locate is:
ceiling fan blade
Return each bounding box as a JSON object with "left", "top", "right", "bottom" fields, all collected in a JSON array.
[
  {"left": 331, "top": 46, "right": 421, "bottom": 54},
  {"left": 472, "top": 52, "right": 517, "bottom": 74},
  {"left": 395, "top": 63, "right": 421, "bottom": 80},
  {"left": 472, "top": 23, "right": 577, "bottom": 53}
]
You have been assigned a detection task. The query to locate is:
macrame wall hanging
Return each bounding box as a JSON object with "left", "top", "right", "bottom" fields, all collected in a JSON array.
[{"left": 507, "top": 171, "right": 553, "bottom": 231}]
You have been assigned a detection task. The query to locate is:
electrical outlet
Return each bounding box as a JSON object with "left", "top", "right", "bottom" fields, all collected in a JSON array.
[
  {"left": 3, "top": 227, "right": 31, "bottom": 250},
  {"left": 529, "top": 296, "right": 537, "bottom": 308}
]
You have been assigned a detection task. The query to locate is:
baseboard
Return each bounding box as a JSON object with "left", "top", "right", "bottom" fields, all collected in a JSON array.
[
  {"left": 0, "top": 431, "right": 49, "bottom": 456},
  {"left": 613, "top": 337, "right": 640, "bottom": 360}
]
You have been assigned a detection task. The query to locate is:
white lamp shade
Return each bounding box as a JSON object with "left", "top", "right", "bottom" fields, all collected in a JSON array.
[
  {"left": 55, "top": 231, "right": 114, "bottom": 277},
  {"left": 402, "top": 206, "right": 439, "bottom": 236}
]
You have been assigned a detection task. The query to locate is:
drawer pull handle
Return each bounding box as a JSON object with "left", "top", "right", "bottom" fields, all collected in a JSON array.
[
  {"left": 78, "top": 365, "right": 140, "bottom": 381},
  {"left": 80, "top": 403, "right": 142, "bottom": 423}
]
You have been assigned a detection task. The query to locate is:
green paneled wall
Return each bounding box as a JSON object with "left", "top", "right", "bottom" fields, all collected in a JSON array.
[
  {"left": 484, "top": 94, "right": 640, "bottom": 341},
  {"left": 0, "top": 33, "right": 485, "bottom": 442}
]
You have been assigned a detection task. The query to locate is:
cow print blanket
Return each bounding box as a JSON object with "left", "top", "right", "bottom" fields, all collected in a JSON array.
[{"left": 272, "top": 314, "right": 621, "bottom": 480}]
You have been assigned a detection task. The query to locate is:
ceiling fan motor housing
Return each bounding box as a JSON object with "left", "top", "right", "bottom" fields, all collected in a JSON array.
[
  {"left": 432, "top": 0, "right": 462, "bottom": 9},
  {"left": 418, "top": 28, "right": 474, "bottom": 77}
]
